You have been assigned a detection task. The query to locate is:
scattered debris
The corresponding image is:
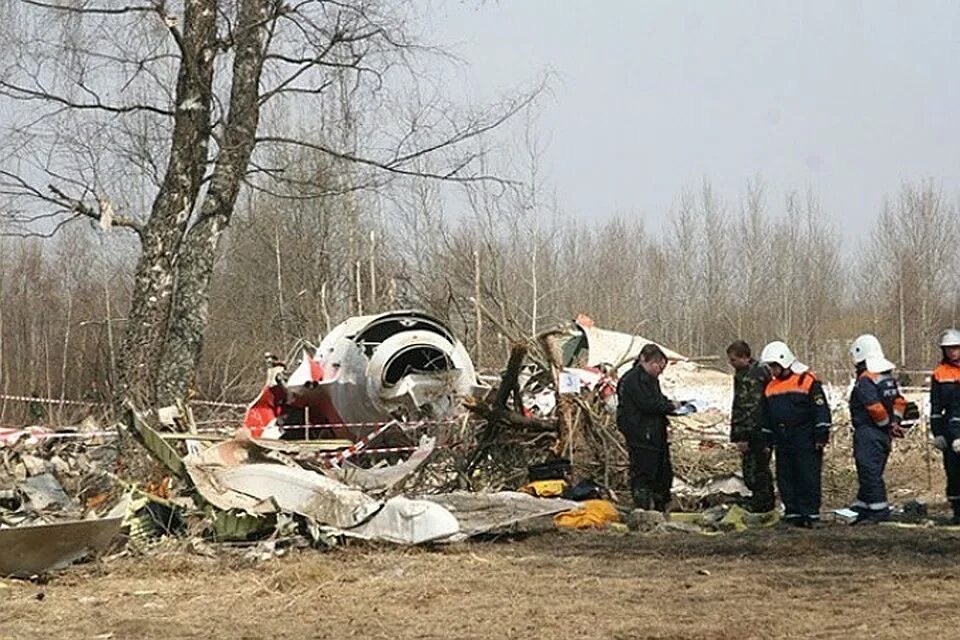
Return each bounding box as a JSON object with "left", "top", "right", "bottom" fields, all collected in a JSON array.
[
  {"left": 900, "top": 499, "right": 928, "bottom": 523},
  {"left": 0, "top": 311, "right": 946, "bottom": 581},
  {"left": 623, "top": 508, "right": 666, "bottom": 532},
  {"left": 0, "top": 517, "right": 122, "bottom": 578},
  {"left": 19, "top": 473, "right": 74, "bottom": 513},
  {"left": 554, "top": 499, "right": 620, "bottom": 530},
  {"left": 321, "top": 435, "right": 437, "bottom": 495},
  {"left": 425, "top": 492, "right": 579, "bottom": 539},
  {"left": 832, "top": 508, "right": 860, "bottom": 524},
  {"left": 672, "top": 474, "right": 752, "bottom": 509}
]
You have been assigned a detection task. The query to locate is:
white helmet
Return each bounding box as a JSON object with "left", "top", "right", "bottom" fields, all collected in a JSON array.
[
  {"left": 850, "top": 334, "right": 896, "bottom": 373},
  {"left": 759, "top": 340, "right": 808, "bottom": 374},
  {"left": 940, "top": 329, "right": 960, "bottom": 347}
]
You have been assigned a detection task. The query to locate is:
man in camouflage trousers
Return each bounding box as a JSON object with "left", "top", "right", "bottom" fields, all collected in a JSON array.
[{"left": 727, "top": 340, "right": 775, "bottom": 513}]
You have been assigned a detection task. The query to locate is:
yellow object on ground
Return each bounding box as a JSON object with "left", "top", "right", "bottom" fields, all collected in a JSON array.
[
  {"left": 669, "top": 512, "right": 703, "bottom": 525},
  {"left": 716, "top": 505, "right": 751, "bottom": 531},
  {"left": 669, "top": 506, "right": 780, "bottom": 532},
  {"left": 518, "top": 479, "right": 567, "bottom": 498},
  {"left": 738, "top": 507, "right": 780, "bottom": 528},
  {"left": 554, "top": 499, "right": 620, "bottom": 530}
]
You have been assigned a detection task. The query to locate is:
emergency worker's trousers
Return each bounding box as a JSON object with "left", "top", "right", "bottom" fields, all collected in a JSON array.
[
  {"left": 774, "top": 447, "right": 823, "bottom": 521},
  {"left": 944, "top": 444, "right": 960, "bottom": 518},
  {"left": 627, "top": 440, "right": 672, "bottom": 512},
  {"left": 852, "top": 425, "right": 891, "bottom": 518},
  {"left": 741, "top": 438, "right": 775, "bottom": 512}
]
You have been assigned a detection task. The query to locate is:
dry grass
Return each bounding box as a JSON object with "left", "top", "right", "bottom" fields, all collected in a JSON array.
[
  {"left": 2, "top": 408, "right": 952, "bottom": 639},
  {"left": 2, "top": 526, "right": 959, "bottom": 640}
]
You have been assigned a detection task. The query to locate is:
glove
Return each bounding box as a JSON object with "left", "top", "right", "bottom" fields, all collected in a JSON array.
[
  {"left": 953, "top": 439, "right": 960, "bottom": 454},
  {"left": 674, "top": 402, "right": 697, "bottom": 416},
  {"left": 933, "top": 435, "right": 948, "bottom": 451}
]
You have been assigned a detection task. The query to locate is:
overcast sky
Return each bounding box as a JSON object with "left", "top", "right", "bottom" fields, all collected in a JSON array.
[{"left": 427, "top": 0, "right": 960, "bottom": 243}]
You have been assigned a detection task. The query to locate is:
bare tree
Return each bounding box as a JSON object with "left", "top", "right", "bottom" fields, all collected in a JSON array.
[
  {"left": 870, "top": 180, "right": 957, "bottom": 369},
  {"left": 0, "top": 1, "right": 543, "bottom": 405}
]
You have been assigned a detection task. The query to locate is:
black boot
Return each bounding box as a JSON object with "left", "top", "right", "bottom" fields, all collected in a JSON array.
[
  {"left": 632, "top": 488, "right": 654, "bottom": 511},
  {"left": 652, "top": 491, "right": 671, "bottom": 514}
]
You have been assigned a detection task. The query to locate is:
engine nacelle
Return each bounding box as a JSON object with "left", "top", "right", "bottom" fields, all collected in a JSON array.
[{"left": 244, "top": 311, "right": 481, "bottom": 439}]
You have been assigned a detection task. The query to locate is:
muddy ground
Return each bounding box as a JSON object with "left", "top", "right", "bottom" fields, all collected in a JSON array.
[{"left": 2, "top": 524, "right": 958, "bottom": 640}]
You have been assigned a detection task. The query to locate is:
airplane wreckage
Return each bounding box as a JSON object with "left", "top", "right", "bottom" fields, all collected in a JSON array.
[
  {"left": 241, "top": 310, "right": 486, "bottom": 441},
  {"left": 240, "top": 310, "right": 689, "bottom": 442},
  {"left": 0, "top": 310, "right": 755, "bottom": 576}
]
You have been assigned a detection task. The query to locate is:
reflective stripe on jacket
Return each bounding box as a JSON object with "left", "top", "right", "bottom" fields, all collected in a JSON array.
[
  {"left": 931, "top": 362, "right": 960, "bottom": 439},
  {"left": 762, "top": 370, "right": 831, "bottom": 451},
  {"left": 849, "top": 369, "right": 905, "bottom": 430}
]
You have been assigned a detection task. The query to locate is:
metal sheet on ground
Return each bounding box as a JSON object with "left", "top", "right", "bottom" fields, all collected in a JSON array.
[
  {"left": 425, "top": 491, "right": 579, "bottom": 539},
  {"left": 0, "top": 517, "right": 122, "bottom": 577}
]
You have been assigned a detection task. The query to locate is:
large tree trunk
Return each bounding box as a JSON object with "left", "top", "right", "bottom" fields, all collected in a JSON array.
[
  {"left": 155, "top": 0, "right": 273, "bottom": 406},
  {"left": 117, "top": 0, "right": 218, "bottom": 407}
]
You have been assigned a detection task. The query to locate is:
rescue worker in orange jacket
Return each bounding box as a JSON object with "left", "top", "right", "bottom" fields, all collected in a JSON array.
[
  {"left": 848, "top": 334, "right": 906, "bottom": 524},
  {"left": 759, "top": 341, "right": 832, "bottom": 527},
  {"left": 931, "top": 329, "right": 960, "bottom": 524}
]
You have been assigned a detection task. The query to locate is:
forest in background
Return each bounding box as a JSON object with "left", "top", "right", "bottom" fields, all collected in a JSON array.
[
  {"left": 0, "top": 2, "right": 957, "bottom": 424},
  {"left": 2, "top": 176, "right": 956, "bottom": 424}
]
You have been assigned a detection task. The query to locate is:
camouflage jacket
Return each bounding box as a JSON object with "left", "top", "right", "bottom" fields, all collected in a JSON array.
[{"left": 730, "top": 359, "right": 769, "bottom": 442}]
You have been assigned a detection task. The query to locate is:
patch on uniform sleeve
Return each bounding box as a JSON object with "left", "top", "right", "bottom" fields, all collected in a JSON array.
[{"left": 815, "top": 397, "right": 825, "bottom": 405}]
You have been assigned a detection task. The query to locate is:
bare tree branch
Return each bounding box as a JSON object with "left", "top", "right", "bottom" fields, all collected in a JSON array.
[
  {"left": 0, "top": 79, "right": 174, "bottom": 117},
  {"left": 20, "top": 0, "right": 158, "bottom": 16}
]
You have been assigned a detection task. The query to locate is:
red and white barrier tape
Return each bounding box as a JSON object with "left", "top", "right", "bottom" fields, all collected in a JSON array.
[
  {"left": 316, "top": 442, "right": 455, "bottom": 459},
  {"left": 273, "top": 416, "right": 477, "bottom": 433},
  {"left": 0, "top": 393, "right": 482, "bottom": 418},
  {"left": 189, "top": 399, "right": 248, "bottom": 409},
  {"left": 328, "top": 420, "right": 399, "bottom": 466},
  {"left": 0, "top": 393, "right": 102, "bottom": 407},
  {"left": 0, "top": 393, "right": 248, "bottom": 410}
]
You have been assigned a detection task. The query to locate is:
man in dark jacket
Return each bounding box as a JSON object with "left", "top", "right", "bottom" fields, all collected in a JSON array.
[
  {"left": 727, "top": 340, "right": 774, "bottom": 513},
  {"left": 617, "top": 344, "right": 685, "bottom": 511}
]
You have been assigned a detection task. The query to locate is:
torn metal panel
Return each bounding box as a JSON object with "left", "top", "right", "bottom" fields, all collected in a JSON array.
[
  {"left": 184, "top": 438, "right": 380, "bottom": 528},
  {"left": 125, "top": 406, "right": 188, "bottom": 480},
  {"left": 322, "top": 436, "right": 436, "bottom": 494},
  {"left": 672, "top": 474, "right": 751, "bottom": 502},
  {"left": 0, "top": 517, "right": 121, "bottom": 577},
  {"left": 339, "top": 496, "right": 460, "bottom": 545},
  {"left": 215, "top": 464, "right": 381, "bottom": 529},
  {"left": 209, "top": 509, "right": 276, "bottom": 542},
  {"left": 424, "top": 491, "right": 580, "bottom": 539},
  {"left": 18, "top": 473, "right": 73, "bottom": 511},
  {"left": 574, "top": 322, "right": 686, "bottom": 371},
  {"left": 184, "top": 437, "right": 460, "bottom": 544}
]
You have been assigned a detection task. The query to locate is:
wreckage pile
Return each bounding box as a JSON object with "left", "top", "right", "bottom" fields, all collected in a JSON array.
[
  {"left": 0, "top": 402, "right": 624, "bottom": 578},
  {"left": 0, "top": 314, "right": 943, "bottom": 579},
  {"left": 0, "top": 364, "right": 751, "bottom": 579}
]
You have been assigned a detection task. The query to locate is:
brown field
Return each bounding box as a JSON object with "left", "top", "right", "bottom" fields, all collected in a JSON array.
[
  {"left": 2, "top": 523, "right": 959, "bottom": 640},
  {"left": 1, "top": 410, "right": 951, "bottom": 640}
]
